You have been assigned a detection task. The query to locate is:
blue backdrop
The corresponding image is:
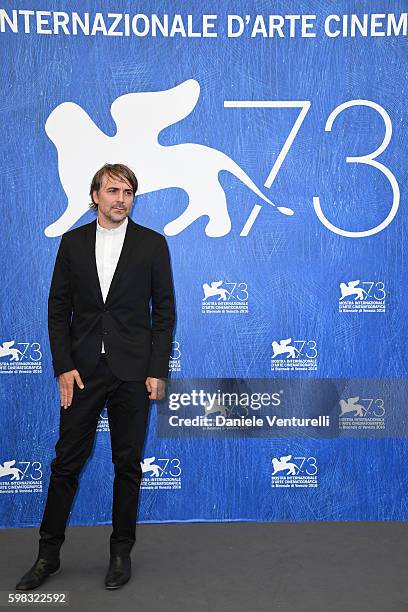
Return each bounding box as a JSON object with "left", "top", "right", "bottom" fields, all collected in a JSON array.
[{"left": 1, "top": 1, "right": 407, "bottom": 526}]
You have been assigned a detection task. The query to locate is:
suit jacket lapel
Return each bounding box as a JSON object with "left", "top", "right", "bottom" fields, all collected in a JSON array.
[
  {"left": 86, "top": 220, "right": 104, "bottom": 307},
  {"left": 104, "top": 219, "right": 135, "bottom": 305}
]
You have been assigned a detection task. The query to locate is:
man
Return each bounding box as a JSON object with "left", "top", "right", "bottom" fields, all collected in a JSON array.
[{"left": 16, "top": 163, "right": 176, "bottom": 590}]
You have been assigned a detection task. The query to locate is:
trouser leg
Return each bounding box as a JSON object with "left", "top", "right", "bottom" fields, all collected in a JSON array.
[
  {"left": 39, "top": 357, "right": 109, "bottom": 560},
  {"left": 107, "top": 379, "right": 150, "bottom": 556}
]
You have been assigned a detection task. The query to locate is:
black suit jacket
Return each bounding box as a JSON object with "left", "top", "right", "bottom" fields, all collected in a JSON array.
[{"left": 48, "top": 217, "right": 176, "bottom": 381}]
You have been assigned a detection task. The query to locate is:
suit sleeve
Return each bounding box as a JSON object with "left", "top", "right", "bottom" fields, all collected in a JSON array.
[
  {"left": 48, "top": 234, "right": 76, "bottom": 377},
  {"left": 147, "top": 236, "right": 176, "bottom": 379}
]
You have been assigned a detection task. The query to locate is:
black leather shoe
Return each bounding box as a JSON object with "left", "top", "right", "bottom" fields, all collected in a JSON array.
[
  {"left": 104, "top": 555, "right": 131, "bottom": 589},
  {"left": 15, "top": 558, "right": 60, "bottom": 591}
]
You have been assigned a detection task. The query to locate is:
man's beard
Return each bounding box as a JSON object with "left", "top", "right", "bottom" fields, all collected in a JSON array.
[{"left": 105, "top": 207, "right": 128, "bottom": 223}]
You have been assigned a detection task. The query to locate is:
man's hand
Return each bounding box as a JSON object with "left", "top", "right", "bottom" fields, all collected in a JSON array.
[
  {"left": 145, "top": 377, "right": 166, "bottom": 401},
  {"left": 58, "top": 369, "right": 84, "bottom": 409}
]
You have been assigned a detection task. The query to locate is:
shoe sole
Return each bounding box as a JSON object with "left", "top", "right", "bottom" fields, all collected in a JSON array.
[
  {"left": 105, "top": 579, "right": 130, "bottom": 590},
  {"left": 105, "top": 585, "right": 122, "bottom": 590}
]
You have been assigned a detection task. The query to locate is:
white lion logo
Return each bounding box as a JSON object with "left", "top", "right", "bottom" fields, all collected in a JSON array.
[
  {"left": 44, "top": 79, "right": 293, "bottom": 238},
  {"left": 0, "top": 460, "right": 24, "bottom": 480},
  {"left": 271, "top": 339, "right": 297, "bottom": 359},
  {"left": 339, "top": 281, "right": 365, "bottom": 301},
  {"left": 339, "top": 397, "right": 365, "bottom": 417},
  {"left": 272, "top": 455, "right": 298, "bottom": 475},
  {"left": 0, "top": 341, "right": 22, "bottom": 362},
  {"left": 140, "top": 457, "right": 160, "bottom": 478}
]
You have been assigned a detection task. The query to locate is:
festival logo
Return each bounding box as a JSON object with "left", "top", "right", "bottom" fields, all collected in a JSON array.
[
  {"left": 0, "top": 340, "right": 42, "bottom": 375},
  {"left": 169, "top": 340, "right": 181, "bottom": 372},
  {"left": 271, "top": 338, "right": 318, "bottom": 371},
  {"left": 140, "top": 456, "right": 182, "bottom": 490},
  {"left": 0, "top": 460, "right": 43, "bottom": 494},
  {"left": 43, "top": 79, "right": 292, "bottom": 239},
  {"left": 97, "top": 406, "right": 109, "bottom": 432},
  {"left": 339, "top": 396, "right": 385, "bottom": 431},
  {"left": 271, "top": 454, "right": 318, "bottom": 488},
  {"left": 201, "top": 280, "right": 248, "bottom": 314},
  {"left": 338, "top": 280, "right": 386, "bottom": 313},
  {"left": 44, "top": 80, "right": 399, "bottom": 240}
]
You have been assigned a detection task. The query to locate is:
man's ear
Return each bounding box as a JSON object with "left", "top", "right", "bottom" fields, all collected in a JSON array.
[{"left": 92, "top": 190, "right": 99, "bottom": 204}]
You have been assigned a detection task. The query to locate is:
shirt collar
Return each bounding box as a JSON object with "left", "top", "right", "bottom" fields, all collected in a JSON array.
[{"left": 96, "top": 216, "right": 128, "bottom": 235}]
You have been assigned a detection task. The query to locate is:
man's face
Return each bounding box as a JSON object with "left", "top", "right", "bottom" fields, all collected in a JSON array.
[{"left": 93, "top": 174, "right": 134, "bottom": 228}]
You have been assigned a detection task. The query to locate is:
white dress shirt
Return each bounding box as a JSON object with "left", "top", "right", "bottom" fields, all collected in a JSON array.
[{"left": 95, "top": 216, "right": 128, "bottom": 353}]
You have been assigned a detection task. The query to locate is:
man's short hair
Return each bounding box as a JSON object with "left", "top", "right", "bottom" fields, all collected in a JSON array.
[{"left": 89, "top": 163, "right": 138, "bottom": 210}]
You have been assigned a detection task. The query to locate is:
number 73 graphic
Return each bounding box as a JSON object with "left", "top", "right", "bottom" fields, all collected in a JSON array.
[{"left": 224, "top": 99, "right": 399, "bottom": 238}]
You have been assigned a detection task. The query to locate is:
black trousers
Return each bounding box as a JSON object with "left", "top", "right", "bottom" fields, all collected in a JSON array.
[{"left": 39, "top": 354, "right": 150, "bottom": 559}]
